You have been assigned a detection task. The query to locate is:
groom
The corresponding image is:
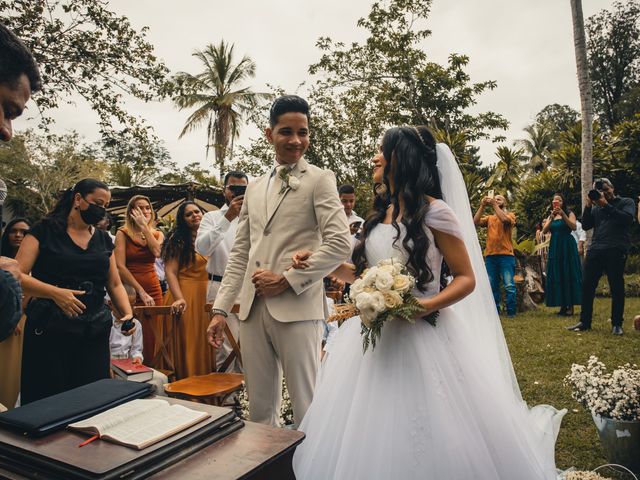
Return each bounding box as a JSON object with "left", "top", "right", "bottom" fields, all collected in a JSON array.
[{"left": 207, "top": 95, "right": 351, "bottom": 427}]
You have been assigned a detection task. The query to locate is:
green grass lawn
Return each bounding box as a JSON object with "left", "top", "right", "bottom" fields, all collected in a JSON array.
[{"left": 502, "top": 297, "right": 640, "bottom": 471}]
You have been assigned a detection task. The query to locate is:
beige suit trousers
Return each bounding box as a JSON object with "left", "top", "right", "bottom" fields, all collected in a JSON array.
[{"left": 239, "top": 297, "right": 322, "bottom": 427}]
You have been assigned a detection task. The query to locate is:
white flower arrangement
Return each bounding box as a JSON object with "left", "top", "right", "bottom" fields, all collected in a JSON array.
[
  {"left": 238, "top": 379, "right": 294, "bottom": 426},
  {"left": 278, "top": 168, "right": 300, "bottom": 193},
  {"left": 333, "top": 258, "right": 438, "bottom": 352},
  {"left": 564, "top": 356, "right": 640, "bottom": 421}
]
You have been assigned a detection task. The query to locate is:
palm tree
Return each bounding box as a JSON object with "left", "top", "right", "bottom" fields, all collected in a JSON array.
[
  {"left": 486, "top": 146, "right": 525, "bottom": 201},
  {"left": 516, "top": 123, "right": 555, "bottom": 173},
  {"left": 172, "top": 41, "right": 271, "bottom": 177},
  {"left": 569, "top": 0, "right": 594, "bottom": 213}
]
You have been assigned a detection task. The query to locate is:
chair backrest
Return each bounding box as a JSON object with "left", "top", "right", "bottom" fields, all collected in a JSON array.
[
  {"left": 326, "top": 290, "right": 343, "bottom": 304},
  {"left": 132, "top": 306, "right": 182, "bottom": 373},
  {"left": 204, "top": 304, "right": 242, "bottom": 372}
]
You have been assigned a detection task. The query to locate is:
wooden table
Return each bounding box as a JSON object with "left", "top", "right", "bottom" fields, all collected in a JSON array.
[
  {"left": 0, "top": 398, "right": 304, "bottom": 480},
  {"left": 151, "top": 422, "right": 303, "bottom": 479}
]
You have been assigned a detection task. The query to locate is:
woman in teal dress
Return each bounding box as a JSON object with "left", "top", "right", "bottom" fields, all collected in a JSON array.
[{"left": 542, "top": 193, "right": 582, "bottom": 315}]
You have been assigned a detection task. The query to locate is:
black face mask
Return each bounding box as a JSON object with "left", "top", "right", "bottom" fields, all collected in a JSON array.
[{"left": 79, "top": 201, "right": 107, "bottom": 226}]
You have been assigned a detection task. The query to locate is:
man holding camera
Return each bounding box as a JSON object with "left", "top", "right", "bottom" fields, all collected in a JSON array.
[
  {"left": 195, "top": 171, "right": 248, "bottom": 370},
  {"left": 567, "top": 178, "right": 635, "bottom": 335}
]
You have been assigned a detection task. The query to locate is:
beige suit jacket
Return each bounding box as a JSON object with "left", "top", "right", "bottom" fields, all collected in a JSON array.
[{"left": 213, "top": 159, "right": 352, "bottom": 322}]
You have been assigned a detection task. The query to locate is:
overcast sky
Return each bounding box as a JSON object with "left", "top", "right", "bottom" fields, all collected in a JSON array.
[{"left": 15, "top": 0, "right": 616, "bottom": 174}]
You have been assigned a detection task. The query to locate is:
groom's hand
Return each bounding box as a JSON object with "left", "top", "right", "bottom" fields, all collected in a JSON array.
[
  {"left": 252, "top": 269, "right": 290, "bottom": 297},
  {"left": 207, "top": 314, "right": 227, "bottom": 348}
]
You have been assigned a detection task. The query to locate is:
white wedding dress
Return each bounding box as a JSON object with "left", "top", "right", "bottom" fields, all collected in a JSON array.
[{"left": 293, "top": 146, "right": 565, "bottom": 480}]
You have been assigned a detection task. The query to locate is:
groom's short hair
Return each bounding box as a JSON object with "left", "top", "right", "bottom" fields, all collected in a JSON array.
[
  {"left": 269, "top": 95, "right": 310, "bottom": 127},
  {"left": 0, "top": 22, "right": 41, "bottom": 91}
]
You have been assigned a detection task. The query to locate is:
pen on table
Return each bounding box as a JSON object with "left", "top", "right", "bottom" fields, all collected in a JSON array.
[{"left": 78, "top": 434, "right": 99, "bottom": 447}]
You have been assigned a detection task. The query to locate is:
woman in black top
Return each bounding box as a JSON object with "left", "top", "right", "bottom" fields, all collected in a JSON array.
[{"left": 16, "top": 179, "right": 133, "bottom": 404}]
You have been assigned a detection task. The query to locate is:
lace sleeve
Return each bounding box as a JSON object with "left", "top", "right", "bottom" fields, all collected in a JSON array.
[{"left": 424, "top": 200, "right": 464, "bottom": 240}]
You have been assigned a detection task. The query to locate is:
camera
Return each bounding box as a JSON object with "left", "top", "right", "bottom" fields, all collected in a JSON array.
[
  {"left": 227, "top": 185, "right": 246, "bottom": 197},
  {"left": 593, "top": 180, "right": 604, "bottom": 190},
  {"left": 588, "top": 189, "right": 602, "bottom": 201}
]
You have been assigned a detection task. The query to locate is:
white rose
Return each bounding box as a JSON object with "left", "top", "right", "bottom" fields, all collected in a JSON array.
[
  {"left": 383, "top": 290, "right": 403, "bottom": 309},
  {"left": 360, "top": 309, "right": 376, "bottom": 328},
  {"left": 393, "top": 274, "right": 412, "bottom": 294},
  {"left": 288, "top": 176, "right": 300, "bottom": 190},
  {"left": 355, "top": 291, "right": 374, "bottom": 311},
  {"left": 392, "top": 262, "right": 404, "bottom": 275},
  {"left": 378, "top": 264, "right": 394, "bottom": 275},
  {"left": 374, "top": 270, "right": 394, "bottom": 292},
  {"left": 350, "top": 278, "right": 365, "bottom": 298},
  {"left": 362, "top": 267, "right": 378, "bottom": 286},
  {"left": 370, "top": 291, "right": 387, "bottom": 313}
]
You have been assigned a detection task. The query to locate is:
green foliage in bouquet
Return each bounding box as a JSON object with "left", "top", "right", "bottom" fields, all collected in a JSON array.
[{"left": 361, "top": 297, "right": 439, "bottom": 353}]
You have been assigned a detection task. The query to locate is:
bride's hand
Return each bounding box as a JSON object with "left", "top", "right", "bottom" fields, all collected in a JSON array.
[{"left": 291, "top": 250, "right": 313, "bottom": 269}]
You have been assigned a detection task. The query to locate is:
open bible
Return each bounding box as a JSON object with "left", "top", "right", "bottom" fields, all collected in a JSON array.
[{"left": 68, "top": 398, "right": 210, "bottom": 450}]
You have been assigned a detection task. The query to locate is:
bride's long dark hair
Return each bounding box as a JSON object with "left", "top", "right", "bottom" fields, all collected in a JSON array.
[{"left": 352, "top": 126, "right": 442, "bottom": 292}]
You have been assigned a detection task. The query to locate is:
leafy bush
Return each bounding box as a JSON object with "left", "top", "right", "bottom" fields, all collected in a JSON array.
[
  {"left": 624, "top": 253, "right": 640, "bottom": 274},
  {"left": 595, "top": 274, "right": 640, "bottom": 297}
]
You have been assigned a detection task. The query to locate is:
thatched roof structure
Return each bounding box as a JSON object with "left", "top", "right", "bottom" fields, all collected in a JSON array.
[{"left": 107, "top": 182, "right": 224, "bottom": 219}]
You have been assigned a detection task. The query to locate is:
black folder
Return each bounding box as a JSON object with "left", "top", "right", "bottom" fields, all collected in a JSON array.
[{"left": 0, "top": 379, "right": 153, "bottom": 437}]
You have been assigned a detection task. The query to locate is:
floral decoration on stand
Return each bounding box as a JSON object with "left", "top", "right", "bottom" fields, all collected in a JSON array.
[
  {"left": 564, "top": 356, "right": 640, "bottom": 421},
  {"left": 278, "top": 168, "right": 300, "bottom": 194},
  {"left": 238, "top": 379, "right": 294, "bottom": 426},
  {"left": 329, "top": 258, "right": 438, "bottom": 352}
]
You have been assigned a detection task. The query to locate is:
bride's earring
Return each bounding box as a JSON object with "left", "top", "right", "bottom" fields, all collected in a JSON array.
[{"left": 375, "top": 183, "right": 387, "bottom": 195}]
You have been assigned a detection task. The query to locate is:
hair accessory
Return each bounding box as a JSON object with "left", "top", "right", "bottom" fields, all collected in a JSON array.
[{"left": 411, "top": 126, "right": 429, "bottom": 149}]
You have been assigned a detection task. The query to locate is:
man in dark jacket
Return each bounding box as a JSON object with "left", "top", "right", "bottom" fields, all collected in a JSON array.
[{"left": 567, "top": 178, "right": 636, "bottom": 335}]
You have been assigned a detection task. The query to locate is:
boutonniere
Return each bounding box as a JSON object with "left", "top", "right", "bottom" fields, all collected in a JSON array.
[{"left": 279, "top": 168, "right": 300, "bottom": 194}]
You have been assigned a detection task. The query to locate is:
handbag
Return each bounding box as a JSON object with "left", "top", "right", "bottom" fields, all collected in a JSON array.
[{"left": 25, "top": 297, "right": 112, "bottom": 338}]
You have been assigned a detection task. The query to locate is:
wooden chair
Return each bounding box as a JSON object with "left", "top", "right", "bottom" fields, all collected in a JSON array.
[
  {"left": 132, "top": 306, "right": 181, "bottom": 381},
  {"left": 164, "top": 304, "right": 244, "bottom": 406},
  {"left": 325, "top": 289, "right": 343, "bottom": 304}
]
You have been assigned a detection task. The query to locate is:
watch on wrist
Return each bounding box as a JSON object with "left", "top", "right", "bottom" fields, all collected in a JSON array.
[{"left": 211, "top": 308, "right": 228, "bottom": 318}]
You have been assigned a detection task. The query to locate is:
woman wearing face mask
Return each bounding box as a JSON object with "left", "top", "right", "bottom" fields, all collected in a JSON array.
[{"left": 16, "top": 179, "right": 133, "bottom": 404}]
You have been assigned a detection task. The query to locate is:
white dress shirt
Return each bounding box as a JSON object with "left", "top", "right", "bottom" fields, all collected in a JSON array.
[
  {"left": 109, "top": 318, "right": 144, "bottom": 361},
  {"left": 195, "top": 204, "right": 238, "bottom": 276},
  {"left": 571, "top": 220, "right": 587, "bottom": 245},
  {"left": 346, "top": 211, "right": 364, "bottom": 225}
]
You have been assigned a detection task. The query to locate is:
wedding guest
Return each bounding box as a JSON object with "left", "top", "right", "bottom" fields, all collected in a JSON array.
[
  {"left": 109, "top": 284, "right": 167, "bottom": 394},
  {"left": 571, "top": 220, "right": 587, "bottom": 258},
  {"left": 16, "top": 178, "right": 133, "bottom": 404},
  {"left": 0, "top": 218, "right": 30, "bottom": 408},
  {"left": 339, "top": 184, "right": 364, "bottom": 227},
  {"left": 0, "top": 218, "right": 30, "bottom": 258},
  {"left": 163, "top": 201, "right": 214, "bottom": 378},
  {"left": 568, "top": 178, "right": 635, "bottom": 335},
  {"left": 195, "top": 171, "right": 248, "bottom": 373},
  {"left": 96, "top": 212, "right": 115, "bottom": 242},
  {"left": 115, "top": 195, "right": 164, "bottom": 360},
  {"left": 473, "top": 194, "right": 517, "bottom": 317},
  {"left": 0, "top": 22, "right": 41, "bottom": 341},
  {"left": 542, "top": 193, "right": 582, "bottom": 316}
]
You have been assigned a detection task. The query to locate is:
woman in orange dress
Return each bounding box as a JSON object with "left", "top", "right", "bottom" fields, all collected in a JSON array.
[
  {"left": 162, "top": 202, "right": 215, "bottom": 379},
  {"left": 115, "top": 195, "right": 164, "bottom": 362}
]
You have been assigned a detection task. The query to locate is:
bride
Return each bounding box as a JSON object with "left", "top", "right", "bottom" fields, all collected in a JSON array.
[{"left": 291, "top": 126, "right": 565, "bottom": 479}]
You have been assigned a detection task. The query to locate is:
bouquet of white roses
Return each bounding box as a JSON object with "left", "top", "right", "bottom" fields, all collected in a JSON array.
[
  {"left": 564, "top": 356, "right": 640, "bottom": 421},
  {"left": 331, "top": 258, "right": 438, "bottom": 352}
]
